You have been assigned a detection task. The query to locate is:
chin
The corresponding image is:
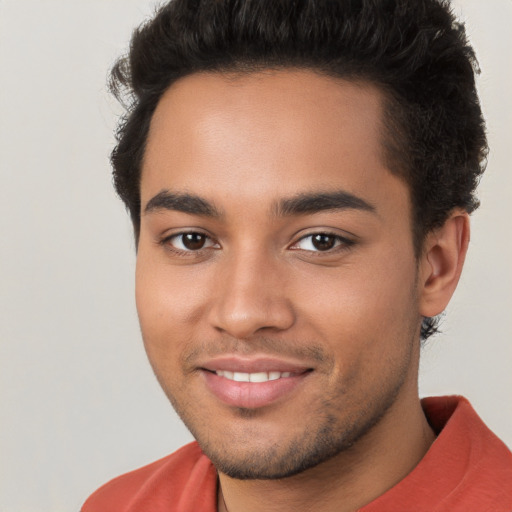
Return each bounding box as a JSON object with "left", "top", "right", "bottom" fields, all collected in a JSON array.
[{"left": 191, "top": 403, "right": 389, "bottom": 480}]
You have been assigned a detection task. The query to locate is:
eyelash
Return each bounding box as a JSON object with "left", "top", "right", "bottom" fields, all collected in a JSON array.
[
  {"left": 291, "top": 232, "right": 355, "bottom": 254},
  {"left": 159, "top": 231, "right": 219, "bottom": 257},
  {"left": 159, "top": 230, "right": 355, "bottom": 257}
]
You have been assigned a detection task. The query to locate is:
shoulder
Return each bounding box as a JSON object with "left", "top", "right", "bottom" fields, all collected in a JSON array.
[
  {"left": 421, "top": 396, "right": 512, "bottom": 508},
  {"left": 422, "top": 395, "right": 512, "bottom": 472},
  {"left": 363, "top": 396, "right": 512, "bottom": 511},
  {"left": 425, "top": 396, "right": 512, "bottom": 509},
  {"left": 81, "top": 442, "right": 217, "bottom": 512}
]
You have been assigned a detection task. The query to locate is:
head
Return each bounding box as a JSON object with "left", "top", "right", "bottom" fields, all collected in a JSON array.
[
  {"left": 110, "top": 0, "right": 486, "bottom": 480},
  {"left": 111, "top": 0, "right": 487, "bottom": 341}
]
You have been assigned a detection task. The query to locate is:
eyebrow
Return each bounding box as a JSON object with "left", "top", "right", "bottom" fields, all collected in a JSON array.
[
  {"left": 274, "top": 191, "right": 376, "bottom": 217},
  {"left": 143, "top": 189, "right": 376, "bottom": 218},
  {"left": 144, "top": 190, "right": 222, "bottom": 217}
]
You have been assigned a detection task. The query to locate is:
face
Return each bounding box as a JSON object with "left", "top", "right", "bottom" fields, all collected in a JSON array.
[{"left": 136, "top": 70, "right": 423, "bottom": 479}]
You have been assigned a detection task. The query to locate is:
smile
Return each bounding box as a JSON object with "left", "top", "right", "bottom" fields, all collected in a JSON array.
[
  {"left": 202, "top": 368, "right": 311, "bottom": 409},
  {"left": 215, "top": 370, "right": 292, "bottom": 382}
]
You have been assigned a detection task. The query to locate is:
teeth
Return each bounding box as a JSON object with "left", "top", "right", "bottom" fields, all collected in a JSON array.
[
  {"left": 215, "top": 370, "right": 292, "bottom": 382},
  {"left": 249, "top": 372, "right": 269, "bottom": 383}
]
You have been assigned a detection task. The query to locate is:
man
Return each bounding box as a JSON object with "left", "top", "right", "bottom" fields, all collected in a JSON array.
[{"left": 82, "top": 0, "right": 512, "bottom": 510}]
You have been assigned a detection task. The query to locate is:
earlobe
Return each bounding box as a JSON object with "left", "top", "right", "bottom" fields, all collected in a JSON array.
[{"left": 419, "top": 211, "right": 470, "bottom": 318}]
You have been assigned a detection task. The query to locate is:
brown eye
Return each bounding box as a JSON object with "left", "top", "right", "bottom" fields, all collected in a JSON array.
[
  {"left": 182, "top": 233, "right": 207, "bottom": 250},
  {"left": 166, "top": 232, "right": 217, "bottom": 252},
  {"left": 292, "top": 232, "right": 353, "bottom": 253},
  {"left": 311, "top": 234, "right": 336, "bottom": 251}
]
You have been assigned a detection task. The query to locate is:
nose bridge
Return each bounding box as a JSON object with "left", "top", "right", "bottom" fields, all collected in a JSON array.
[{"left": 209, "top": 244, "right": 295, "bottom": 338}]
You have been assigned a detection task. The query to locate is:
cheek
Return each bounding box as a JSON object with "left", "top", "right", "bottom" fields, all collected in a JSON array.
[
  {"left": 297, "top": 249, "right": 419, "bottom": 360},
  {"left": 135, "top": 254, "right": 210, "bottom": 360}
]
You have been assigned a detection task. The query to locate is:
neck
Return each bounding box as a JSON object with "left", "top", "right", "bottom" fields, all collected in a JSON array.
[{"left": 217, "top": 391, "right": 435, "bottom": 512}]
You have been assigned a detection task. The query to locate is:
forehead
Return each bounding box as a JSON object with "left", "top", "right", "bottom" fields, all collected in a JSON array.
[{"left": 141, "top": 70, "right": 408, "bottom": 219}]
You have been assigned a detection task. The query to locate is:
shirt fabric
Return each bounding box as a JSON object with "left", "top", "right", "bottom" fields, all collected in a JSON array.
[{"left": 82, "top": 396, "right": 512, "bottom": 512}]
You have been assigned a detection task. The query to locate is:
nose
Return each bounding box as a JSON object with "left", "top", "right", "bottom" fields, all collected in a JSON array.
[{"left": 207, "top": 250, "right": 296, "bottom": 339}]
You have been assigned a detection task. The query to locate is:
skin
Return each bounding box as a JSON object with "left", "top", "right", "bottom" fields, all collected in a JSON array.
[{"left": 136, "top": 70, "right": 469, "bottom": 511}]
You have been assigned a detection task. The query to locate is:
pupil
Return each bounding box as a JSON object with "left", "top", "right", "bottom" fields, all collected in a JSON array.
[
  {"left": 312, "top": 234, "right": 335, "bottom": 251},
  {"left": 183, "top": 233, "right": 205, "bottom": 250}
]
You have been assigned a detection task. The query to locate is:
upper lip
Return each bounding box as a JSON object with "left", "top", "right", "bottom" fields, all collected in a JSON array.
[{"left": 200, "top": 355, "right": 313, "bottom": 374}]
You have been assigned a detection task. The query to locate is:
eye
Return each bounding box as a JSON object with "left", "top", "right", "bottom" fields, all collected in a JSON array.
[
  {"left": 166, "top": 232, "right": 218, "bottom": 252},
  {"left": 292, "top": 233, "right": 352, "bottom": 252}
]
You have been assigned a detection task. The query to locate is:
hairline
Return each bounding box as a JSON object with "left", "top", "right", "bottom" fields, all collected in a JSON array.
[{"left": 135, "top": 66, "right": 422, "bottom": 253}]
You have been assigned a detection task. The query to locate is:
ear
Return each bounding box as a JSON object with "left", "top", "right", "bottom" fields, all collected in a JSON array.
[{"left": 418, "top": 210, "right": 470, "bottom": 318}]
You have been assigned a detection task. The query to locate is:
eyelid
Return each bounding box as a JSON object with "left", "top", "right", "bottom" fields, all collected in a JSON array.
[
  {"left": 158, "top": 228, "right": 355, "bottom": 255},
  {"left": 290, "top": 231, "right": 355, "bottom": 252},
  {"left": 159, "top": 229, "right": 220, "bottom": 253}
]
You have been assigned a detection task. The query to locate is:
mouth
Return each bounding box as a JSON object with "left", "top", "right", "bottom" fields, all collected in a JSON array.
[
  {"left": 213, "top": 370, "right": 293, "bottom": 382},
  {"left": 199, "top": 357, "right": 313, "bottom": 409}
]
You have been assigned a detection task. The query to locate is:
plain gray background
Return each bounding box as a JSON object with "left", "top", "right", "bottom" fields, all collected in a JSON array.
[{"left": 0, "top": 1, "right": 510, "bottom": 511}]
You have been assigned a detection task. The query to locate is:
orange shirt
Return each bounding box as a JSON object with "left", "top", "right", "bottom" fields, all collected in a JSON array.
[{"left": 82, "top": 396, "right": 512, "bottom": 511}]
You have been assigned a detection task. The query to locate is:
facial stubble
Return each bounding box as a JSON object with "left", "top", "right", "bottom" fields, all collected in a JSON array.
[{"left": 150, "top": 331, "right": 417, "bottom": 481}]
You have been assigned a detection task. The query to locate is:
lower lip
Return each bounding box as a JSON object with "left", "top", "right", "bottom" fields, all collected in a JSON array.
[{"left": 202, "top": 371, "right": 308, "bottom": 409}]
